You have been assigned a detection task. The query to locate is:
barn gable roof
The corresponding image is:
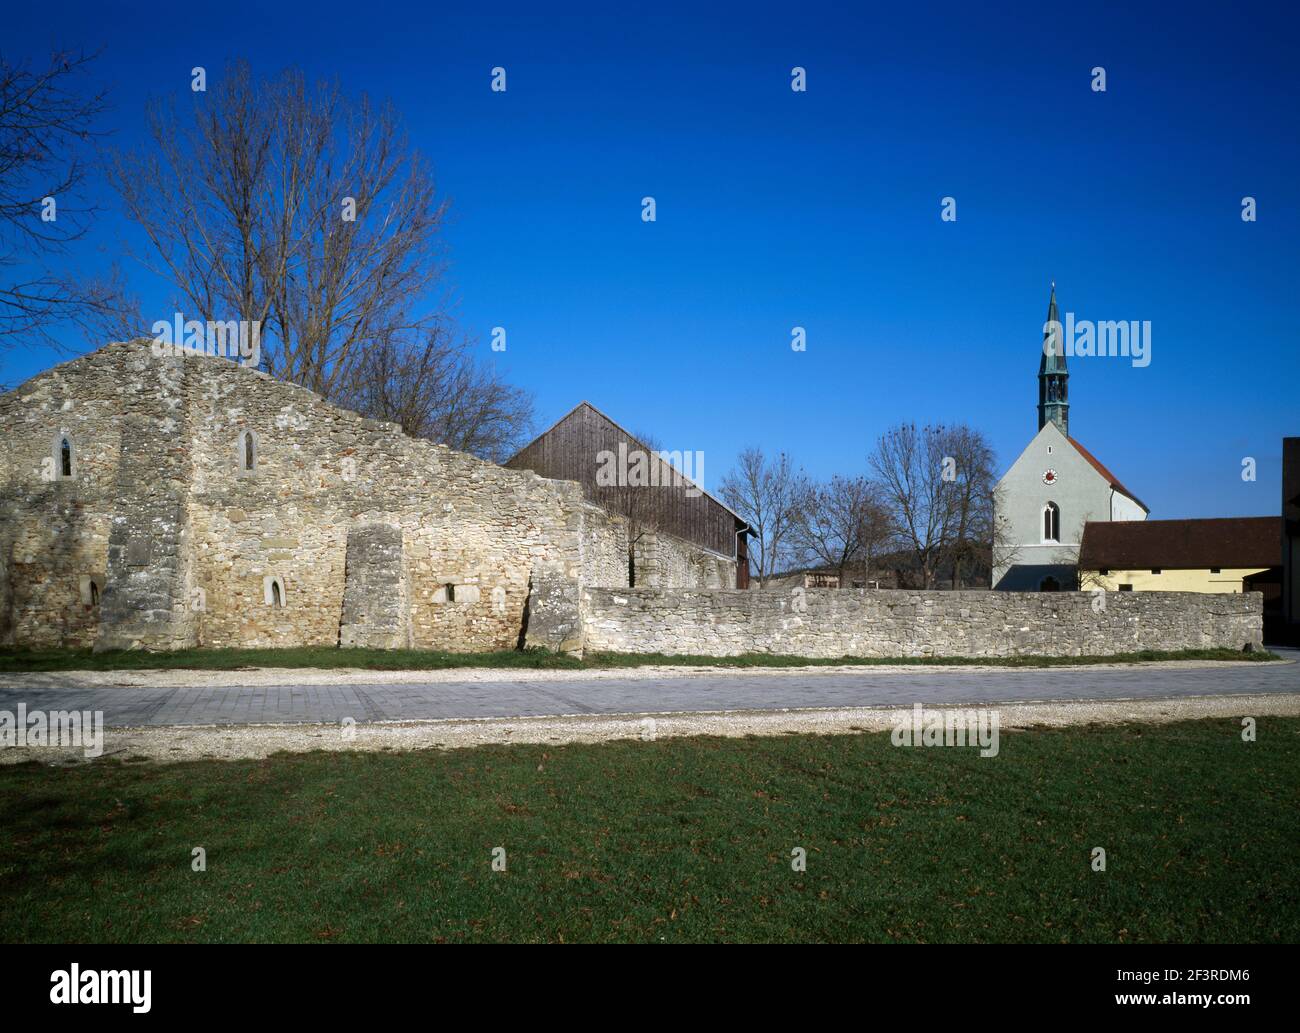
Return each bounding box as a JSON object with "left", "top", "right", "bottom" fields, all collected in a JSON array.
[{"left": 508, "top": 400, "right": 747, "bottom": 527}]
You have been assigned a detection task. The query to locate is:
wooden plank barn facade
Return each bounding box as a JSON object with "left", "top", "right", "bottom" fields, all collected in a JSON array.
[{"left": 506, "top": 402, "right": 749, "bottom": 588}]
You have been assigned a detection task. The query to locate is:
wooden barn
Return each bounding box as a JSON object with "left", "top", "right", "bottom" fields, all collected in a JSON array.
[{"left": 506, "top": 401, "right": 749, "bottom": 588}]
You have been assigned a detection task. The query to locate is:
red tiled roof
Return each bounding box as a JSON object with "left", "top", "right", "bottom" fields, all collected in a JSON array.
[
  {"left": 1078, "top": 516, "right": 1282, "bottom": 571},
  {"left": 1067, "top": 436, "right": 1148, "bottom": 511}
]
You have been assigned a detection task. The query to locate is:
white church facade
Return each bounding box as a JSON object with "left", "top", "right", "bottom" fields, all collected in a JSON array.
[{"left": 993, "top": 286, "right": 1148, "bottom": 591}]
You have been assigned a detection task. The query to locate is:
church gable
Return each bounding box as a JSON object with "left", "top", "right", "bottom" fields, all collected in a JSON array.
[
  {"left": 1000, "top": 422, "right": 1115, "bottom": 534},
  {"left": 1001, "top": 422, "right": 1116, "bottom": 496},
  {"left": 993, "top": 285, "right": 1149, "bottom": 591}
]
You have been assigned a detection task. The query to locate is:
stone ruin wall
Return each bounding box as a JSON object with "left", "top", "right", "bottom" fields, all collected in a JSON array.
[
  {"left": 0, "top": 341, "right": 622, "bottom": 652},
  {"left": 12, "top": 341, "right": 1243, "bottom": 664},
  {"left": 580, "top": 586, "right": 1265, "bottom": 658}
]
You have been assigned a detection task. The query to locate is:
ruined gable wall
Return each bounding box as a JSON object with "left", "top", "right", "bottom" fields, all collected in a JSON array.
[
  {"left": 0, "top": 341, "right": 607, "bottom": 652},
  {"left": 0, "top": 343, "right": 141, "bottom": 647},
  {"left": 3, "top": 340, "right": 744, "bottom": 653},
  {"left": 181, "top": 347, "right": 591, "bottom": 651}
]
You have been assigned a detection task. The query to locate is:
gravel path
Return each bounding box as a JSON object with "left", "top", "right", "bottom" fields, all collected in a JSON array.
[{"left": 7, "top": 692, "right": 1297, "bottom": 766}]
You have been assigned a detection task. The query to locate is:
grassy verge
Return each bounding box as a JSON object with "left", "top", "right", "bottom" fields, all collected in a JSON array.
[
  {"left": 0, "top": 645, "right": 1280, "bottom": 673},
  {"left": 1, "top": 719, "right": 1295, "bottom": 943}
]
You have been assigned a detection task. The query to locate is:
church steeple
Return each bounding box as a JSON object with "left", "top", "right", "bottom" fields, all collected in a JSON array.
[{"left": 1037, "top": 282, "right": 1069, "bottom": 435}]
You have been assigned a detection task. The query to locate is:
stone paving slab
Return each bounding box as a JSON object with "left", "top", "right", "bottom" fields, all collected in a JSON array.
[{"left": 0, "top": 652, "right": 1295, "bottom": 727}]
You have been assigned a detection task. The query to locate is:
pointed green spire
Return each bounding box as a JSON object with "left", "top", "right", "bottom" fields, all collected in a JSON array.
[
  {"left": 1039, "top": 282, "right": 1067, "bottom": 374},
  {"left": 1037, "top": 282, "right": 1069, "bottom": 435}
]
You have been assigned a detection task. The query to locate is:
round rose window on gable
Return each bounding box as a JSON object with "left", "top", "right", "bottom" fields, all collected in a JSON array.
[{"left": 1042, "top": 469, "right": 1058, "bottom": 485}]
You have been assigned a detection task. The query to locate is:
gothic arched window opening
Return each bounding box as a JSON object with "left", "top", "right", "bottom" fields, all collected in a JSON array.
[
  {"left": 237, "top": 430, "right": 258, "bottom": 476},
  {"left": 1042, "top": 502, "right": 1060, "bottom": 543},
  {"left": 263, "top": 575, "right": 286, "bottom": 607}
]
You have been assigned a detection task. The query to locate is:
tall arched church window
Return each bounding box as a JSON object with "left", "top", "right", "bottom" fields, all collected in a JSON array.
[{"left": 1042, "top": 502, "right": 1060, "bottom": 543}]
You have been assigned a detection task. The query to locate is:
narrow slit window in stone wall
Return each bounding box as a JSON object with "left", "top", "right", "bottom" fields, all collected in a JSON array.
[
  {"left": 238, "top": 430, "right": 258, "bottom": 474},
  {"left": 79, "top": 575, "right": 103, "bottom": 607},
  {"left": 263, "top": 575, "right": 286, "bottom": 607}
]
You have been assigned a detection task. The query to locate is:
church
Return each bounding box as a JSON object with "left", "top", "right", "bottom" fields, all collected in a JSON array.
[{"left": 993, "top": 286, "right": 1148, "bottom": 591}]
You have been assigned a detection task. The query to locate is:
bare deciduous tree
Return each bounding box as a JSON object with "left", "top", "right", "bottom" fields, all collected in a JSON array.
[
  {"left": 0, "top": 49, "right": 121, "bottom": 355},
  {"left": 868, "top": 422, "right": 998, "bottom": 588},
  {"left": 719, "top": 447, "right": 808, "bottom": 588},
  {"left": 340, "top": 321, "right": 535, "bottom": 463},
  {"left": 868, "top": 423, "right": 951, "bottom": 588},
  {"left": 106, "top": 60, "right": 449, "bottom": 400},
  {"left": 791, "top": 475, "right": 894, "bottom": 584},
  {"left": 940, "top": 424, "right": 998, "bottom": 588}
]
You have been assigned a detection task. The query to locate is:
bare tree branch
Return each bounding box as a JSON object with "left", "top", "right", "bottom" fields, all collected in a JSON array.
[
  {"left": 867, "top": 422, "right": 998, "bottom": 588},
  {"left": 105, "top": 60, "right": 450, "bottom": 400},
  {"left": 790, "top": 474, "right": 894, "bottom": 583},
  {"left": 0, "top": 48, "right": 116, "bottom": 348},
  {"left": 340, "top": 322, "right": 535, "bottom": 463},
  {"left": 720, "top": 447, "right": 808, "bottom": 588}
]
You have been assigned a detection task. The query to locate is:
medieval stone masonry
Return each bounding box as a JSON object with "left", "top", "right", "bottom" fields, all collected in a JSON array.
[
  {"left": 0, "top": 340, "right": 734, "bottom": 653},
  {"left": 0, "top": 340, "right": 1264, "bottom": 658},
  {"left": 582, "top": 586, "right": 1263, "bottom": 658}
]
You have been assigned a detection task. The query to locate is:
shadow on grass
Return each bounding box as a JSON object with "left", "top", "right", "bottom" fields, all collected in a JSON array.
[{"left": 1, "top": 719, "right": 1297, "bottom": 943}]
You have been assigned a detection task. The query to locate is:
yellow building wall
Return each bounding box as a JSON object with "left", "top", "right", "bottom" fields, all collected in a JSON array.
[{"left": 1082, "top": 568, "right": 1269, "bottom": 593}]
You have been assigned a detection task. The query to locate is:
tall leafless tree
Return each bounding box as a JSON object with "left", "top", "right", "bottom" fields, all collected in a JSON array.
[
  {"left": 868, "top": 422, "right": 998, "bottom": 588},
  {"left": 940, "top": 424, "right": 998, "bottom": 588},
  {"left": 720, "top": 447, "right": 808, "bottom": 588},
  {"left": 0, "top": 49, "right": 121, "bottom": 360},
  {"left": 791, "top": 475, "right": 894, "bottom": 584},
  {"left": 868, "top": 423, "right": 949, "bottom": 588},
  {"left": 106, "top": 60, "right": 449, "bottom": 400}
]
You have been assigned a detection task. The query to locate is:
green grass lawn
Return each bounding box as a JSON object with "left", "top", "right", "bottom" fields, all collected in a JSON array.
[
  {"left": 0, "top": 644, "right": 1279, "bottom": 673},
  {"left": 2, "top": 719, "right": 1296, "bottom": 943}
]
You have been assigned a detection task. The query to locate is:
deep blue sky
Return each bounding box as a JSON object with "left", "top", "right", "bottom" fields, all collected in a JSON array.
[{"left": 6, "top": 0, "right": 1298, "bottom": 517}]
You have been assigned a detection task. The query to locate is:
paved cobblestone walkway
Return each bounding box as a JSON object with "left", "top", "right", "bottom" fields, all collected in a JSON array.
[{"left": 1, "top": 652, "right": 1295, "bottom": 727}]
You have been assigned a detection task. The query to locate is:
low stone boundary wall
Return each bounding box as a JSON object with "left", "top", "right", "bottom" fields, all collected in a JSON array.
[{"left": 580, "top": 587, "right": 1264, "bottom": 658}]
